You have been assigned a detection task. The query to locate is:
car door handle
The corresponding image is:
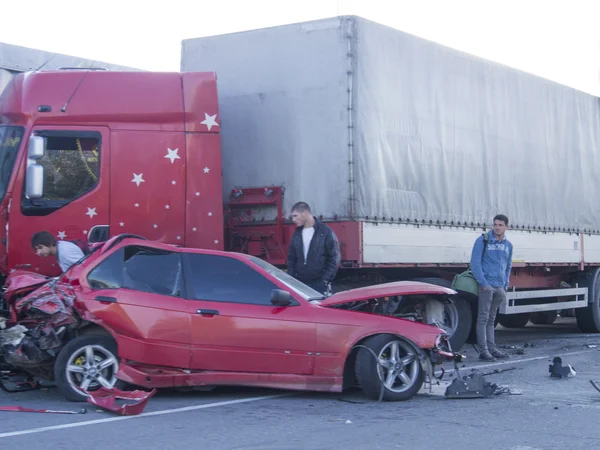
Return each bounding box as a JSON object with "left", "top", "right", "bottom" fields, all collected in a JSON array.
[
  {"left": 95, "top": 296, "right": 117, "bottom": 303},
  {"left": 196, "top": 309, "right": 219, "bottom": 316}
]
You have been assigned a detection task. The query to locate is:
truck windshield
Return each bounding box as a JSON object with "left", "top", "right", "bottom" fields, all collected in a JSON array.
[{"left": 0, "top": 126, "right": 23, "bottom": 201}]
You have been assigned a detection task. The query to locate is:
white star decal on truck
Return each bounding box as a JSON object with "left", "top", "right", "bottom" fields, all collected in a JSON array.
[
  {"left": 164, "top": 148, "right": 181, "bottom": 164},
  {"left": 203, "top": 167, "right": 210, "bottom": 174},
  {"left": 86, "top": 207, "right": 97, "bottom": 219},
  {"left": 57, "top": 231, "right": 66, "bottom": 239},
  {"left": 132, "top": 173, "right": 145, "bottom": 187},
  {"left": 200, "top": 113, "right": 219, "bottom": 131}
]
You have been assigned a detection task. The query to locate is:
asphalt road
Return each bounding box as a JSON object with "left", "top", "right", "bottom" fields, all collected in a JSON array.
[{"left": 3, "top": 317, "right": 600, "bottom": 450}]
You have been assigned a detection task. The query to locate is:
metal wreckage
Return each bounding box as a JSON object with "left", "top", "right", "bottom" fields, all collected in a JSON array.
[{"left": 0, "top": 269, "right": 155, "bottom": 416}]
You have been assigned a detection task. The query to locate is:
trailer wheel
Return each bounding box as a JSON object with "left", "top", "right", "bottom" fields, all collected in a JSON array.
[
  {"left": 530, "top": 311, "right": 558, "bottom": 325},
  {"left": 497, "top": 313, "right": 530, "bottom": 328},
  {"left": 576, "top": 268, "right": 600, "bottom": 333},
  {"left": 412, "top": 278, "right": 472, "bottom": 351}
]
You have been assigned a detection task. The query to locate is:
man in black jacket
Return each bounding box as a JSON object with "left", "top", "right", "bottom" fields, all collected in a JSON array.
[{"left": 286, "top": 201, "right": 341, "bottom": 295}]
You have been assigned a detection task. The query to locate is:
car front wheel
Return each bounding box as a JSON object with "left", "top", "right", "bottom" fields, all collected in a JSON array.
[
  {"left": 54, "top": 334, "right": 120, "bottom": 402},
  {"left": 354, "top": 334, "right": 424, "bottom": 401}
]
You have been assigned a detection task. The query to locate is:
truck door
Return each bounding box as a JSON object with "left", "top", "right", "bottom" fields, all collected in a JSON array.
[{"left": 9, "top": 126, "right": 110, "bottom": 276}]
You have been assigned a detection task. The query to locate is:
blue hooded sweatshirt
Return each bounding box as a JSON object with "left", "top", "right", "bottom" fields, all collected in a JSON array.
[{"left": 470, "top": 230, "right": 513, "bottom": 290}]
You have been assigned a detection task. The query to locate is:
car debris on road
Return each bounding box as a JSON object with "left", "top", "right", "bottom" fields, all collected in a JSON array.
[
  {"left": 85, "top": 386, "right": 156, "bottom": 416},
  {"left": 0, "top": 405, "right": 87, "bottom": 414},
  {"left": 549, "top": 357, "right": 576, "bottom": 378}
]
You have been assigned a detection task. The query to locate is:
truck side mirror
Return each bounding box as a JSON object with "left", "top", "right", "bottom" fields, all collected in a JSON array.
[
  {"left": 25, "top": 135, "right": 46, "bottom": 199},
  {"left": 25, "top": 165, "right": 44, "bottom": 199},
  {"left": 27, "top": 135, "right": 46, "bottom": 159}
]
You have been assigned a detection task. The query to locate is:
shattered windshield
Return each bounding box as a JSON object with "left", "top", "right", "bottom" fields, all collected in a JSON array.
[
  {"left": 0, "top": 126, "right": 23, "bottom": 201},
  {"left": 247, "top": 255, "right": 325, "bottom": 301}
]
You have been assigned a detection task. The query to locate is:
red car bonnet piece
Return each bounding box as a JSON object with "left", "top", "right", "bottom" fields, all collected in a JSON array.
[
  {"left": 319, "top": 281, "right": 456, "bottom": 307},
  {"left": 86, "top": 387, "right": 157, "bottom": 416}
]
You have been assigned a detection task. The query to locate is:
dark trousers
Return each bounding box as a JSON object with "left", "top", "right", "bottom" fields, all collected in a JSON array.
[{"left": 304, "top": 280, "right": 331, "bottom": 295}]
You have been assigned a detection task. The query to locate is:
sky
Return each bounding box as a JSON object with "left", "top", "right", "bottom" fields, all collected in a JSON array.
[{"left": 1, "top": 0, "right": 599, "bottom": 96}]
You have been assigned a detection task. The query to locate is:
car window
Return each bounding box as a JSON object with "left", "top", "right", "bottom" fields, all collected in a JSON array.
[
  {"left": 87, "top": 248, "right": 124, "bottom": 289},
  {"left": 184, "top": 253, "right": 280, "bottom": 305},
  {"left": 87, "top": 245, "right": 183, "bottom": 297},
  {"left": 123, "top": 246, "right": 183, "bottom": 297}
]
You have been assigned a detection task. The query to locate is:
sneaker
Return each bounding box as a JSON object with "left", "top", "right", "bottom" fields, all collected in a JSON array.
[
  {"left": 479, "top": 351, "right": 496, "bottom": 361},
  {"left": 491, "top": 350, "right": 510, "bottom": 359}
]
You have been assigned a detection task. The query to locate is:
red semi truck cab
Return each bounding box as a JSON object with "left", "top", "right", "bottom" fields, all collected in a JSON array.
[{"left": 0, "top": 69, "right": 225, "bottom": 277}]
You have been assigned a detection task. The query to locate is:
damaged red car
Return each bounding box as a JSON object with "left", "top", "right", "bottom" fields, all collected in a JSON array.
[{"left": 0, "top": 234, "right": 459, "bottom": 402}]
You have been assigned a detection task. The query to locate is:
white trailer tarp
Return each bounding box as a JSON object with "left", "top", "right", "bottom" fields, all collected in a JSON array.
[{"left": 182, "top": 16, "right": 600, "bottom": 232}]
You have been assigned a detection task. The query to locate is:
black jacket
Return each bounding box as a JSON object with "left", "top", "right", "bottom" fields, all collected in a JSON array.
[{"left": 287, "top": 219, "right": 341, "bottom": 283}]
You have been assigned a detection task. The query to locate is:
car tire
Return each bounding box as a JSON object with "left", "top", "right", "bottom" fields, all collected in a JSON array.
[
  {"left": 354, "top": 334, "right": 424, "bottom": 402},
  {"left": 54, "top": 334, "right": 121, "bottom": 402}
]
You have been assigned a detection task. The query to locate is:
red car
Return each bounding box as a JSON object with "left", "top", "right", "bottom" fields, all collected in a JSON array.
[{"left": 0, "top": 234, "right": 459, "bottom": 402}]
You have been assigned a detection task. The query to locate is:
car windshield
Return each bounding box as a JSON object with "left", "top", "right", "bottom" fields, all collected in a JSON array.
[
  {"left": 247, "top": 256, "right": 325, "bottom": 301},
  {"left": 0, "top": 126, "right": 24, "bottom": 201}
]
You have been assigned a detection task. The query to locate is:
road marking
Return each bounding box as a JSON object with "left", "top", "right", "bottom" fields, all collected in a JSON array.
[
  {"left": 0, "top": 393, "right": 289, "bottom": 439},
  {"left": 465, "top": 348, "right": 595, "bottom": 371},
  {"left": 434, "top": 348, "right": 596, "bottom": 376}
]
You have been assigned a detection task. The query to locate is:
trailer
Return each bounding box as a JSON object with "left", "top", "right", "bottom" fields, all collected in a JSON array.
[
  {"left": 180, "top": 16, "right": 600, "bottom": 347},
  {"left": 0, "top": 41, "right": 136, "bottom": 94}
]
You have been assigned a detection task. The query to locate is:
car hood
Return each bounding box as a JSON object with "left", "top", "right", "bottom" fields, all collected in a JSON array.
[
  {"left": 4, "top": 270, "right": 52, "bottom": 298},
  {"left": 319, "top": 281, "right": 455, "bottom": 307}
]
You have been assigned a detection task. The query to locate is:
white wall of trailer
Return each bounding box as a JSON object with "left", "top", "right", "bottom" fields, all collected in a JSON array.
[{"left": 361, "top": 222, "right": 600, "bottom": 266}]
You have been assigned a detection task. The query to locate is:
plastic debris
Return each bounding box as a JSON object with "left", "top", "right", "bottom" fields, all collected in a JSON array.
[{"left": 86, "top": 387, "right": 157, "bottom": 416}]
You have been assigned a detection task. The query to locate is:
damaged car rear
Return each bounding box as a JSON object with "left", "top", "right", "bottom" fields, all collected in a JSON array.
[{"left": 0, "top": 234, "right": 461, "bottom": 402}]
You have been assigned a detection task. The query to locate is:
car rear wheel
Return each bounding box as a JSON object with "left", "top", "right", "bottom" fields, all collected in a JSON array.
[
  {"left": 355, "top": 334, "right": 424, "bottom": 401},
  {"left": 54, "top": 334, "right": 120, "bottom": 402}
]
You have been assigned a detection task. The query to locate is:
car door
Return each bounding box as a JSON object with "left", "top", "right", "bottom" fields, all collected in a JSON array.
[
  {"left": 80, "top": 243, "right": 191, "bottom": 369},
  {"left": 182, "top": 252, "right": 316, "bottom": 375},
  {"left": 10, "top": 126, "right": 110, "bottom": 275}
]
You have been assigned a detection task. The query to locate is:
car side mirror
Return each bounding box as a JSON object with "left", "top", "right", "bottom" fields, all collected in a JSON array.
[{"left": 271, "top": 289, "right": 292, "bottom": 306}]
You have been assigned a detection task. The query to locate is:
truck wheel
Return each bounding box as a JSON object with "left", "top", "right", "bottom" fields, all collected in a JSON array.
[
  {"left": 497, "top": 313, "right": 530, "bottom": 328},
  {"left": 354, "top": 334, "right": 424, "bottom": 401},
  {"left": 576, "top": 268, "right": 600, "bottom": 333},
  {"left": 54, "top": 334, "right": 120, "bottom": 402},
  {"left": 530, "top": 311, "right": 558, "bottom": 325},
  {"left": 413, "top": 278, "right": 472, "bottom": 351}
]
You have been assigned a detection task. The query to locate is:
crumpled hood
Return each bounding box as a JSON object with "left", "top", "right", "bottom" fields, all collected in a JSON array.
[
  {"left": 4, "top": 270, "right": 52, "bottom": 299},
  {"left": 319, "top": 281, "right": 456, "bottom": 307}
]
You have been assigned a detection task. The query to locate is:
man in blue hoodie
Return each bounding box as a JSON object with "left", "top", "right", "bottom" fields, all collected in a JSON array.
[{"left": 470, "top": 214, "right": 513, "bottom": 361}]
